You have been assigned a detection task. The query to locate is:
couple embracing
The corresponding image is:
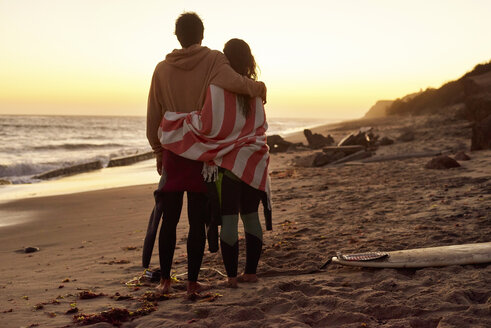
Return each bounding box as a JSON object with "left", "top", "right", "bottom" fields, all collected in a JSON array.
[{"left": 146, "top": 12, "right": 271, "bottom": 298}]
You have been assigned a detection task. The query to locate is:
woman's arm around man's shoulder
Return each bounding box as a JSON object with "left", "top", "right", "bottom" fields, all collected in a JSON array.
[{"left": 210, "top": 51, "right": 267, "bottom": 104}]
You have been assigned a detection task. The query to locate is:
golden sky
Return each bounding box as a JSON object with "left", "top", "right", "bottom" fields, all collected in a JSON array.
[{"left": 1, "top": 0, "right": 491, "bottom": 119}]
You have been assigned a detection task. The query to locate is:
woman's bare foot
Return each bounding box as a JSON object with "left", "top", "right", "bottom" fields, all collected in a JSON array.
[
  {"left": 226, "top": 277, "right": 238, "bottom": 288},
  {"left": 186, "top": 281, "right": 211, "bottom": 299},
  {"left": 156, "top": 278, "right": 172, "bottom": 294},
  {"left": 237, "top": 273, "right": 258, "bottom": 283}
]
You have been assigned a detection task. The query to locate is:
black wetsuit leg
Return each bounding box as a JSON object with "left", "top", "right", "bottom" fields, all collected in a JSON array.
[
  {"left": 240, "top": 183, "right": 262, "bottom": 274},
  {"left": 158, "top": 191, "right": 184, "bottom": 279},
  {"left": 219, "top": 174, "right": 241, "bottom": 277},
  {"left": 186, "top": 192, "right": 207, "bottom": 282},
  {"left": 220, "top": 171, "right": 263, "bottom": 277}
]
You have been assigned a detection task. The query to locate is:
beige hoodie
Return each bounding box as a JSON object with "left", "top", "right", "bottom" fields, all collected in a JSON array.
[{"left": 146, "top": 44, "right": 266, "bottom": 155}]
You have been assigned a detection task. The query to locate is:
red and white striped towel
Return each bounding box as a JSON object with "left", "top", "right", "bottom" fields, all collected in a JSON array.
[{"left": 158, "top": 85, "right": 270, "bottom": 195}]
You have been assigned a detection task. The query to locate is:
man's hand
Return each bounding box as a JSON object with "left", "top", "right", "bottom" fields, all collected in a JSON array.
[
  {"left": 156, "top": 154, "right": 163, "bottom": 175},
  {"left": 259, "top": 81, "right": 267, "bottom": 104}
]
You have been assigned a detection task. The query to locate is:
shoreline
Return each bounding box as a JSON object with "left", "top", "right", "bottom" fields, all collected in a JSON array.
[
  {"left": 0, "top": 115, "right": 340, "bottom": 187},
  {"left": 0, "top": 159, "right": 158, "bottom": 202},
  {"left": 0, "top": 116, "right": 345, "bottom": 202}
]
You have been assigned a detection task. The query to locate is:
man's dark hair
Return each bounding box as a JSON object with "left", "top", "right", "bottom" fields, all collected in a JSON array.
[{"left": 175, "top": 12, "right": 204, "bottom": 48}]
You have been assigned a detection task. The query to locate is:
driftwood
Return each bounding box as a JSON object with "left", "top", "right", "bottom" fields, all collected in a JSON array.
[
  {"left": 361, "top": 151, "right": 442, "bottom": 163},
  {"left": 338, "top": 127, "right": 377, "bottom": 147},
  {"left": 293, "top": 146, "right": 374, "bottom": 167},
  {"left": 267, "top": 134, "right": 301, "bottom": 153},
  {"left": 304, "top": 129, "right": 334, "bottom": 149},
  {"left": 107, "top": 151, "right": 154, "bottom": 167},
  {"left": 329, "top": 150, "right": 372, "bottom": 165},
  {"left": 378, "top": 136, "right": 394, "bottom": 146},
  {"left": 323, "top": 145, "right": 364, "bottom": 156}
]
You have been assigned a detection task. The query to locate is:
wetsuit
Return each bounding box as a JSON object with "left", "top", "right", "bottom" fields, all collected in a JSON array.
[
  {"left": 158, "top": 149, "right": 207, "bottom": 282},
  {"left": 158, "top": 191, "right": 207, "bottom": 282},
  {"left": 219, "top": 170, "right": 263, "bottom": 277}
]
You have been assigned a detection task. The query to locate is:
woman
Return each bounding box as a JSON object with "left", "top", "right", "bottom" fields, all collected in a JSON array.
[{"left": 159, "top": 38, "right": 271, "bottom": 288}]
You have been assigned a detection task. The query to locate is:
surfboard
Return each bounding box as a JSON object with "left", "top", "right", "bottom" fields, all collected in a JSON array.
[{"left": 331, "top": 242, "right": 491, "bottom": 268}]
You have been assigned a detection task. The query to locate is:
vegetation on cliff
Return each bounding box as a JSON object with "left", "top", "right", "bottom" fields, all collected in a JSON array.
[{"left": 385, "top": 60, "right": 491, "bottom": 120}]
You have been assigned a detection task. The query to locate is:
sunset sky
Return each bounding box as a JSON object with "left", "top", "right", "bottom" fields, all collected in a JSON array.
[{"left": 1, "top": 0, "right": 491, "bottom": 119}]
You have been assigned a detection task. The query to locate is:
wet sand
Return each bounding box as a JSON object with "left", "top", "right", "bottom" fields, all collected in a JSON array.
[{"left": 0, "top": 114, "right": 490, "bottom": 327}]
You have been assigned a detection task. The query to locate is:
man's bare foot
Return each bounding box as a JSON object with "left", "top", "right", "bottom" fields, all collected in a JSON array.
[
  {"left": 186, "top": 281, "right": 211, "bottom": 299},
  {"left": 226, "top": 277, "right": 238, "bottom": 288},
  {"left": 156, "top": 278, "right": 172, "bottom": 294},
  {"left": 237, "top": 273, "right": 258, "bottom": 283}
]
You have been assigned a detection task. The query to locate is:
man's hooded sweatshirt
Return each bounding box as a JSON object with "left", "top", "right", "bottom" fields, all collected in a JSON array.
[{"left": 146, "top": 44, "right": 266, "bottom": 156}]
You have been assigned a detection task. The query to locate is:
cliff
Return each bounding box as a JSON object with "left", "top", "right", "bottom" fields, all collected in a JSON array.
[
  {"left": 364, "top": 100, "right": 393, "bottom": 119},
  {"left": 385, "top": 60, "right": 491, "bottom": 120}
]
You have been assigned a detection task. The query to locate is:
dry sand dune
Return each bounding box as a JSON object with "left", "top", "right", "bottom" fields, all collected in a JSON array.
[{"left": 0, "top": 114, "right": 490, "bottom": 327}]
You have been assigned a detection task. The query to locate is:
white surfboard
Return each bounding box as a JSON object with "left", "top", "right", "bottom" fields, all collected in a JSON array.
[{"left": 332, "top": 242, "right": 491, "bottom": 268}]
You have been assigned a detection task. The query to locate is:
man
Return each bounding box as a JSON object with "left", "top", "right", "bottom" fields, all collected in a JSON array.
[{"left": 146, "top": 12, "right": 267, "bottom": 297}]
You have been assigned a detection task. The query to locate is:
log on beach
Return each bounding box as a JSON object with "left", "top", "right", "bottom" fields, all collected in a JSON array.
[
  {"left": 107, "top": 151, "right": 154, "bottom": 167},
  {"left": 330, "top": 150, "right": 373, "bottom": 165},
  {"left": 33, "top": 161, "right": 103, "bottom": 180},
  {"left": 323, "top": 145, "right": 364, "bottom": 156},
  {"left": 361, "top": 151, "right": 442, "bottom": 163}
]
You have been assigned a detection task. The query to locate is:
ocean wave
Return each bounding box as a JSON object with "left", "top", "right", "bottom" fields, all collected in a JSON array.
[
  {"left": 1, "top": 115, "right": 144, "bottom": 130},
  {"left": 0, "top": 157, "right": 111, "bottom": 182},
  {"left": 0, "top": 153, "right": 110, "bottom": 179},
  {"left": 266, "top": 117, "right": 335, "bottom": 136},
  {"left": 79, "top": 135, "right": 115, "bottom": 140},
  {"left": 30, "top": 143, "right": 125, "bottom": 151},
  {"left": 0, "top": 162, "right": 58, "bottom": 179},
  {"left": 0, "top": 123, "right": 126, "bottom": 131},
  {"left": 0, "top": 148, "right": 151, "bottom": 182},
  {"left": 33, "top": 160, "right": 104, "bottom": 180}
]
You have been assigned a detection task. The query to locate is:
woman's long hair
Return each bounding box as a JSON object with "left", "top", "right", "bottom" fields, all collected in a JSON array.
[{"left": 223, "top": 39, "right": 258, "bottom": 117}]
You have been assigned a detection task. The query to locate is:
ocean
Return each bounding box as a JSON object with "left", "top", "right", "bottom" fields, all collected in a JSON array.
[{"left": 0, "top": 115, "right": 334, "bottom": 185}]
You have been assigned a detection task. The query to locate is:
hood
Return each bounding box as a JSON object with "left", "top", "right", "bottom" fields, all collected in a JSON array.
[{"left": 165, "top": 45, "right": 211, "bottom": 71}]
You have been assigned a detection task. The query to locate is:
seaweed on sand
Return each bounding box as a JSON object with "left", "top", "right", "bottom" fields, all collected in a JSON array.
[
  {"left": 78, "top": 291, "right": 105, "bottom": 299},
  {"left": 132, "top": 301, "right": 158, "bottom": 316},
  {"left": 74, "top": 308, "right": 130, "bottom": 326},
  {"left": 139, "top": 291, "right": 175, "bottom": 302},
  {"left": 73, "top": 302, "right": 158, "bottom": 326}
]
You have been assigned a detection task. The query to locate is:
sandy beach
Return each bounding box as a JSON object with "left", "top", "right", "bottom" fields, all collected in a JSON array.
[{"left": 1, "top": 114, "right": 490, "bottom": 327}]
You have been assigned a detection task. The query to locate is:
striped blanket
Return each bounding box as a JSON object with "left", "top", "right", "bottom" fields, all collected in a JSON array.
[{"left": 158, "top": 85, "right": 271, "bottom": 197}]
